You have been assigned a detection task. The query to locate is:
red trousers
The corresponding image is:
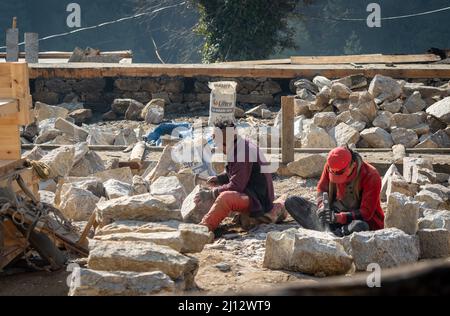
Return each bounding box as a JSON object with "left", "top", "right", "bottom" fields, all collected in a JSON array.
[{"left": 201, "top": 191, "right": 250, "bottom": 231}]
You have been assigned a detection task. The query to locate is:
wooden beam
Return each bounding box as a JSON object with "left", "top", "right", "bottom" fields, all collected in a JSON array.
[
  {"left": 28, "top": 63, "right": 450, "bottom": 79},
  {"left": 0, "top": 99, "right": 18, "bottom": 117},
  {"left": 0, "top": 125, "right": 20, "bottom": 160},
  {"left": 291, "top": 54, "right": 441, "bottom": 65},
  {"left": 0, "top": 50, "right": 133, "bottom": 59},
  {"left": 219, "top": 58, "right": 291, "bottom": 66},
  {"left": 281, "top": 96, "right": 295, "bottom": 165}
]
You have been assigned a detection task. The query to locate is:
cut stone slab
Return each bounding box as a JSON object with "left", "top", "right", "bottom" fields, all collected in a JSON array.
[
  {"left": 329, "top": 123, "right": 360, "bottom": 146},
  {"left": 385, "top": 173, "right": 419, "bottom": 200},
  {"left": 104, "top": 179, "right": 133, "bottom": 199},
  {"left": 181, "top": 186, "right": 214, "bottom": 224},
  {"left": 146, "top": 146, "right": 179, "bottom": 183},
  {"left": 245, "top": 104, "right": 269, "bottom": 118},
  {"left": 54, "top": 118, "right": 89, "bottom": 141},
  {"left": 69, "top": 268, "right": 175, "bottom": 296},
  {"left": 390, "top": 128, "right": 419, "bottom": 148},
  {"left": 87, "top": 240, "right": 198, "bottom": 289},
  {"left": 263, "top": 228, "right": 353, "bottom": 277},
  {"left": 418, "top": 211, "right": 450, "bottom": 230},
  {"left": 287, "top": 154, "right": 327, "bottom": 178},
  {"left": 35, "top": 102, "right": 69, "bottom": 122},
  {"left": 426, "top": 97, "right": 450, "bottom": 124},
  {"left": 360, "top": 127, "right": 393, "bottom": 148},
  {"left": 349, "top": 228, "right": 419, "bottom": 271},
  {"left": 385, "top": 192, "right": 420, "bottom": 235},
  {"left": 403, "top": 157, "right": 433, "bottom": 183},
  {"left": 39, "top": 146, "right": 75, "bottom": 178},
  {"left": 150, "top": 176, "right": 186, "bottom": 207},
  {"left": 59, "top": 186, "right": 99, "bottom": 221},
  {"left": 415, "top": 190, "right": 448, "bottom": 210},
  {"left": 175, "top": 169, "right": 196, "bottom": 196},
  {"left": 391, "top": 113, "right": 425, "bottom": 129},
  {"left": 96, "top": 220, "right": 181, "bottom": 236},
  {"left": 369, "top": 75, "right": 402, "bottom": 104},
  {"left": 96, "top": 194, "right": 182, "bottom": 227},
  {"left": 418, "top": 229, "right": 450, "bottom": 259}
]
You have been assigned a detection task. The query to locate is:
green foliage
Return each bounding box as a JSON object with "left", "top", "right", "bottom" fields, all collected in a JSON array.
[{"left": 191, "top": 0, "right": 300, "bottom": 63}]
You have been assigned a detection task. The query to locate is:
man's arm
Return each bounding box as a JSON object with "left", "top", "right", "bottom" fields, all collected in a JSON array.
[
  {"left": 213, "top": 162, "right": 252, "bottom": 198},
  {"left": 316, "top": 163, "right": 330, "bottom": 208}
]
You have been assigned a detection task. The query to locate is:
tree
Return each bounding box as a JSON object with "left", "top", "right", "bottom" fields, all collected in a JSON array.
[{"left": 191, "top": 0, "right": 301, "bottom": 63}]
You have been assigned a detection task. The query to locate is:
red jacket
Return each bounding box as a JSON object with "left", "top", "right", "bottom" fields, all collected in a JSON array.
[{"left": 317, "top": 160, "right": 385, "bottom": 231}]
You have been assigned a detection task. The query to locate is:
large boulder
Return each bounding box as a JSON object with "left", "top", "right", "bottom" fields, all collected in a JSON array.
[
  {"left": 96, "top": 220, "right": 181, "bottom": 236},
  {"left": 69, "top": 109, "right": 93, "bottom": 125},
  {"left": 426, "top": 97, "right": 450, "bottom": 124},
  {"left": 372, "top": 111, "right": 393, "bottom": 130},
  {"left": 69, "top": 269, "right": 175, "bottom": 296},
  {"left": 87, "top": 240, "right": 199, "bottom": 289},
  {"left": 385, "top": 192, "right": 420, "bottom": 235},
  {"left": 59, "top": 186, "right": 99, "bottom": 221},
  {"left": 368, "top": 75, "right": 402, "bottom": 104},
  {"left": 263, "top": 228, "right": 353, "bottom": 276},
  {"left": 54, "top": 118, "right": 89, "bottom": 141},
  {"left": 330, "top": 83, "right": 352, "bottom": 100},
  {"left": 360, "top": 127, "right": 393, "bottom": 148},
  {"left": 312, "top": 112, "right": 337, "bottom": 130},
  {"left": 391, "top": 113, "right": 425, "bottom": 129},
  {"left": 348, "top": 228, "right": 419, "bottom": 271},
  {"left": 145, "top": 146, "right": 179, "bottom": 183},
  {"left": 35, "top": 102, "right": 69, "bottom": 122},
  {"left": 124, "top": 100, "right": 145, "bottom": 121},
  {"left": 112, "top": 99, "right": 141, "bottom": 116},
  {"left": 69, "top": 151, "right": 106, "bottom": 177},
  {"left": 93, "top": 167, "right": 134, "bottom": 185},
  {"left": 418, "top": 210, "right": 450, "bottom": 230},
  {"left": 313, "top": 76, "right": 332, "bottom": 90},
  {"left": 380, "top": 99, "right": 403, "bottom": 113},
  {"left": 329, "top": 123, "right": 360, "bottom": 146},
  {"left": 40, "top": 146, "right": 75, "bottom": 178},
  {"left": 141, "top": 99, "right": 165, "bottom": 124},
  {"left": 287, "top": 154, "right": 327, "bottom": 178},
  {"left": 96, "top": 194, "right": 182, "bottom": 227},
  {"left": 150, "top": 176, "right": 186, "bottom": 207},
  {"left": 181, "top": 186, "right": 214, "bottom": 224}
]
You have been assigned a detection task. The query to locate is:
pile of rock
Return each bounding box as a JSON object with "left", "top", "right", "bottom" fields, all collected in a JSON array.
[
  {"left": 279, "top": 74, "right": 450, "bottom": 149},
  {"left": 55, "top": 145, "right": 215, "bottom": 295}
]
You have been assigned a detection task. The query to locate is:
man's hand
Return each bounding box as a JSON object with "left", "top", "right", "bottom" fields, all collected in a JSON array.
[
  {"left": 194, "top": 189, "right": 215, "bottom": 205},
  {"left": 206, "top": 176, "right": 219, "bottom": 187},
  {"left": 317, "top": 207, "right": 335, "bottom": 225}
]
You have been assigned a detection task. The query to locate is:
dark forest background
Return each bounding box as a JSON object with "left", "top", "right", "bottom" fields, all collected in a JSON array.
[{"left": 1, "top": 0, "right": 450, "bottom": 63}]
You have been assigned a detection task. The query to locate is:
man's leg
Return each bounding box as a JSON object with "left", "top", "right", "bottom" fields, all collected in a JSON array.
[
  {"left": 285, "top": 196, "right": 324, "bottom": 231},
  {"left": 200, "top": 191, "right": 250, "bottom": 231}
]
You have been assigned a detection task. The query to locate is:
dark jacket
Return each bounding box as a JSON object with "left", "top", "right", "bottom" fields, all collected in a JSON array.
[{"left": 213, "top": 137, "right": 275, "bottom": 217}]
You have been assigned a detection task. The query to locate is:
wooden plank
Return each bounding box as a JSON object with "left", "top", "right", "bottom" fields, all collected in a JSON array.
[
  {"left": 28, "top": 63, "right": 450, "bottom": 79},
  {"left": 0, "top": 99, "right": 18, "bottom": 117},
  {"left": 10, "top": 63, "right": 33, "bottom": 126},
  {"left": 281, "top": 96, "right": 295, "bottom": 165},
  {"left": 0, "top": 50, "right": 133, "bottom": 59},
  {"left": 219, "top": 58, "right": 291, "bottom": 66},
  {"left": 291, "top": 54, "right": 441, "bottom": 65},
  {"left": 0, "top": 125, "right": 20, "bottom": 160}
]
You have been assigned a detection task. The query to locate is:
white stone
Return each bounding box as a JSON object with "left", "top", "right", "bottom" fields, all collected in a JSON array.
[
  {"left": 369, "top": 75, "right": 402, "bottom": 104},
  {"left": 181, "top": 186, "right": 214, "bottom": 224},
  {"left": 360, "top": 127, "right": 393, "bottom": 148},
  {"left": 150, "top": 176, "right": 186, "bottom": 207},
  {"left": 287, "top": 154, "right": 327, "bottom": 178},
  {"left": 54, "top": 118, "right": 89, "bottom": 141},
  {"left": 300, "top": 124, "right": 337, "bottom": 148},
  {"left": 329, "top": 123, "right": 360, "bottom": 146},
  {"left": 385, "top": 192, "right": 420, "bottom": 235},
  {"left": 426, "top": 97, "right": 450, "bottom": 124},
  {"left": 372, "top": 111, "right": 393, "bottom": 130},
  {"left": 391, "top": 128, "right": 419, "bottom": 148},
  {"left": 104, "top": 179, "right": 133, "bottom": 199},
  {"left": 39, "top": 146, "right": 75, "bottom": 178},
  {"left": 35, "top": 102, "right": 69, "bottom": 122},
  {"left": 349, "top": 91, "right": 378, "bottom": 122},
  {"left": 59, "top": 186, "right": 99, "bottom": 221}
]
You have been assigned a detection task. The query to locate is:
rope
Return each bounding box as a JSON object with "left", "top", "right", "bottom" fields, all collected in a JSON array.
[
  {"left": 0, "top": 1, "right": 186, "bottom": 50},
  {"left": 25, "top": 160, "right": 53, "bottom": 180}
]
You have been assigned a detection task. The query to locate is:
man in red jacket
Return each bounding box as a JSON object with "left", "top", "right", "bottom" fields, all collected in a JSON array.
[{"left": 285, "top": 146, "right": 385, "bottom": 237}]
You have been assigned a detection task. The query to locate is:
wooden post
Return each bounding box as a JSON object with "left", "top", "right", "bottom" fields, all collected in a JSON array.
[
  {"left": 281, "top": 96, "right": 295, "bottom": 165},
  {"left": 25, "top": 33, "right": 39, "bottom": 63}
]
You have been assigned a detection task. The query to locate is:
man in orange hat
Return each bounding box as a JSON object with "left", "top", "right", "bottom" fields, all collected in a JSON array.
[{"left": 285, "top": 146, "right": 385, "bottom": 237}]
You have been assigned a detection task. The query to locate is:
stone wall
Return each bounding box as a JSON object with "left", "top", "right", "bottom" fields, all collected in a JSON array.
[{"left": 30, "top": 76, "right": 288, "bottom": 114}]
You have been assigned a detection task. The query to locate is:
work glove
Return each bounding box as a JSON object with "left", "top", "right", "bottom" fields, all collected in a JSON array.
[
  {"left": 334, "top": 212, "right": 353, "bottom": 225},
  {"left": 317, "top": 206, "right": 335, "bottom": 225},
  {"left": 206, "top": 176, "right": 219, "bottom": 186},
  {"left": 194, "top": 189, "right": 215, "bottom": 205}
]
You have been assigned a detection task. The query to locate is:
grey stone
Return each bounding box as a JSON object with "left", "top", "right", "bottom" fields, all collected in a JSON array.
[
  {"left": 329, "top": 123, "right": 360, "bottom": 146},
  {"left": 112, "top": 99, "right": 140, "bottom": 115},
  {"left": 262, "top": 80, "right": 282, "bottom": 95},
  {"left": 125, "top": 100, "right": 145, "bottom": 121},
  {"left": 132, "top": 175, "right": 149, "bottom": 195},
  {"left": 150, "top": 176, "right": 186, "bottom": 207},
  {"left": 59, "top": 186, "right": 99, "bottom": 221},
  {"left": 69, "top": 268, "right": 175, "bottom": 296},
  {"left": 349, "top": 228, "right": 419, "bottom": 271},
  {"left": 360, "top": 127, "right": 393, "bottom": 148},
  {"left": 96, "top": 194, "right": 181, "bottom": 226},
  {"left": 369, "top": 75, "right": 402, "bottom": 104},
  {"left": 372, "top": 111, "right": 393, "bottom": 130},
  {"left": 288, "top": 154, "right": 327, "bottom": 178},
  {"left": 330, "top": 83, "right": 352, "bottom": 100},
  {"left": 334, "top": 74, "right": 367, "bottom": 90},
  {"left": 391, "top": 113, "right": 425, "bottom": 129},
  {"left": 54, "top": 118, "right": 89, "bottom": 141},
  {"left": 104, "top": 179, "right": 133, "bottom": 199},
  {"left": 418, "top": 229, "right": 450, "bottom": 259},
  {"left": 349, "top": 91, "right": 377, "bottom": 122},
  {"left": 69, "top": 109, "right": 92, "bottom": 125},
  {"left": 87, "top": 240, "right": 198, "bottom": 289},
  {"left": 385, "top": 193, "right": 420, "bottom": 235},
  {"left": 415, "top": 189, "right": 449, "bottom": 210},
  {"left": 313, "top": 76, "right": 332, "bottom": 90},
  {"left": 426, "top": 97, "right": 450, "bottom": 124},
  {"left": 94, "top": 167, "right": 134, "bottom": 185},
  {"left": 385, "top": 173, "right": 419, "bottom": 200},
  {"left": 312, "top": 112, "right": 337, "bottom": 130},
  {"left": 34, "top": 102, "right": 69, "bottom": 122},
  {"left": 114, "top": 128, "right": 138, "bottom": 146},
  {"left": 40, "top": 146, "right": 75, "bottom": 178},
  {"left": 333, "top": 99, "right": 350, "bottom": 113},
  {"left": 141, "top": 99, "right": 165, "bottom": 124},
  {"left": 70, "top": 151, "right": 106, "bottom": 177},
  {"left": 181, "top": 186, "right": 214, "bottom": 224},
  {"left": 293, "top": 79, "right": 318, "bottom": 95},
  {"left": 263, "top": 228, "right": 353, "bottom": 276},
  {"left": 390, "top": 128, "right": 419, "bottom": 148},
  {"left": 380, "top": 99, "right": 403, "bottom": 113},
  {"left": 403, "top": 157, "right": 433, "bottom": 183},
  {"left": 35, "top": 129, "right": 63, "bottom": 144},
  {"left": 300, "top": 124, "right": 337, "bottom": 148},
  {"left": 418, "top": 211, "right": 450, "bottom": 230},
  {"left": 145, "top": 146, "right": 179, "bottom": 183},
  {"left": 404, "top": 91, "right": 427, "bottom": 113},
  {"left": 114, "top": 79, "right": 142, "bottom": 92}
]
